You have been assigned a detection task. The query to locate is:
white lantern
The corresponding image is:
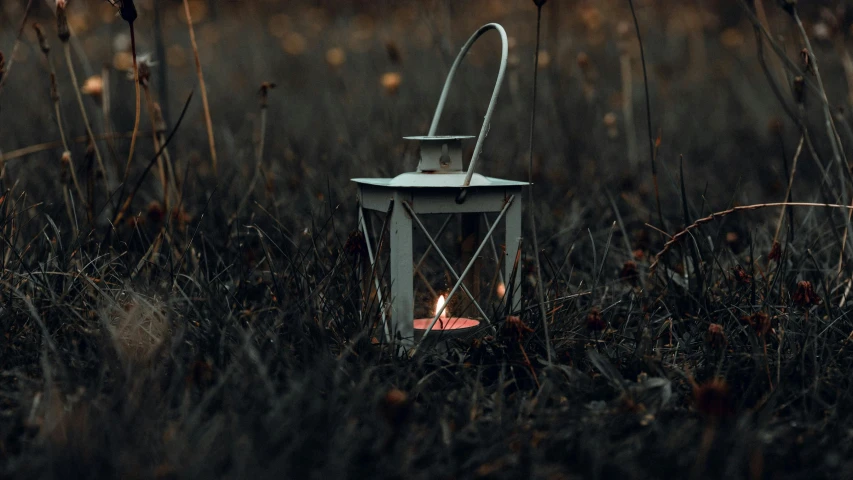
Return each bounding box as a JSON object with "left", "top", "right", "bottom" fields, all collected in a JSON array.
[{"left": 352, "top": 23, "right": 526, "bottom": 352}]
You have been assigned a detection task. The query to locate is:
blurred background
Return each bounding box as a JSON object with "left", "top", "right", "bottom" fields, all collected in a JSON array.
[{"left": 1, "top": 0, "right": 851, "bottom": 247}]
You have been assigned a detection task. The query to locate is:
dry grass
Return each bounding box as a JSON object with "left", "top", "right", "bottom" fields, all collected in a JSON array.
[{"left": 1, "top": 1, "right": 853, "bottom": 478}]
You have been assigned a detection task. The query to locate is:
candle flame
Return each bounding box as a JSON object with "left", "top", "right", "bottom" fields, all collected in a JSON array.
[{"left": 435, "top": 295, "right": 448, "bottom": 318}]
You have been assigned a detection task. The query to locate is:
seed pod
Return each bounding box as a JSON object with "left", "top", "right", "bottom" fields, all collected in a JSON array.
[
  {"left": 779, "top": 0, "right": 797, "bottom": 16},
  {"left": 385, "top": 42, "right": 401, "bottom": 65},
  {"left": 793, "top": 76, "right": 805, "bottom": 104},
  {"left": 258, "top": 82, "right": 276, "bottom": 109},
  {"left": 119, "top": 0, "right": 138, "bottom": 24},
  {"left": 33, "top": 24, "right": 50, "bottom": 56},
  {"left": 56, "top": 1, "right": 70, "bottom": 43},
  {"left": 60, "top": 150, "right": 71, "bottom": 184},
  {"left": 800, "top": 48, "right": 811, "bottom": 73},
  {"left": 50, "top": 72, "right": 59, "bottom": 102}
]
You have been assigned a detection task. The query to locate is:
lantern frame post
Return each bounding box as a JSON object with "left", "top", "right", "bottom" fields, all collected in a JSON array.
[
  {"left": 505, "top": 193, "right": 522, "bottom": 313},
  {"left": 388, "top": 191, "right": 414, "bottom": 345}
]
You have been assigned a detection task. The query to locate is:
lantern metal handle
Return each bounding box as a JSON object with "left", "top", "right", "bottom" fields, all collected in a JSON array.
[{"left": 428, "top": 23, "right": 508, "bottom": 189}]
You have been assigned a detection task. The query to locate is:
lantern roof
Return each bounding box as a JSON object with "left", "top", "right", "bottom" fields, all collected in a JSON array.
[{"left": 352, "top": 172, "right": 527, "bottom": 189}]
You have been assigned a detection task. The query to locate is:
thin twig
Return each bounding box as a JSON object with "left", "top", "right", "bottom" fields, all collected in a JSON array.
[
  {"left": 114, "top": 91, "right": 194, "bottom": 226},
  {"left": 650, "top": 202, "right": 853, "bottom": 276},
  {"left": 1, "top": 131, "right": 149, "bottom": 164}
]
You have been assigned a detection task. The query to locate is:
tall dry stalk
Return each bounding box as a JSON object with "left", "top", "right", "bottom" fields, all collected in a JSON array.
[
  {"left": 772, "top": 136, "right": 804, "bottom": 246},
  {"left": 617, "top": 22, "right": 638, "bottom": 168},
  {"left": 232, "top": 82, "right": 274, "bottom": 227},
  {"left": 182, "top": 0, "right": 219, "bottom": 174},
  {"left": 56, "top": 1, "right": 109, "bottom": 190},
  {"left": 0, "top": 0, "right": 34, "bottom": 100},
  {"left": 136, "top": 57, "right": 175, "bottom": 216},
  {"left": 33, "top": 23, "right": 84, "bottom": 206},
  {"left": 627, "top": 0, "right": 664, "bottom": 231},
  {"left": 117, "top": 1, "right": 141, "bottom": 191},
  {"left": 527, "top": 0, "right": 552, "bottom": 365},
  {"left": 34, "top": 23, "right": 84, "bottom": 236}
]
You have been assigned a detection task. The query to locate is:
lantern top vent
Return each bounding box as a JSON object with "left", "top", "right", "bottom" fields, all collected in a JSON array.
[{"left": 404, "top": 135, "right": 472, "bottom": 173}]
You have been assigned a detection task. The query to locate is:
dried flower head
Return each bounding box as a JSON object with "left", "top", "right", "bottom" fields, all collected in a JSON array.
[
  {"left": 258, "top": 82, "right": 276, "bottom": 109},
  {"left": 379, "top": 388, "right": 411, "bottom": 426},
  {"left": 768, "top": 241, "right": 782, "bottom": 262},
  {"left": 502, "top": 315, "right": 534, "bottom": 339},
  {"left": 33, "top": 24, "right": 50, "bottom": 56},
  {"left": 792, "top": 280, "right": 821, "bottom": 308},
  {"left": 56, "top": 1, "right": 71, "bottom": 43},
  {"left": 129, "top": 54, "right": 156, "bottom": 85},
  {"left": 385, "top": 42, "right": 401, "bottom": 65},
  {"left": 732, "top": 265, "right": 752, "bottom": 285},
  {"left": 619, "top": 260, "right": 638, "bottom": 285},
  {"left": 741, "top": 311, "right": 772, "bottom": 337},
  {"left": 706, "top": 323, "right": 727, "bottom": 350},
  {"left": 380, "top": 72, "right": 401, "bottom": 95},
  {"left": 81, "top": 75, "right": 103, "bottom": 98},
  {"left": 344, "top": 230, "right": 366, "bottom": 257},
  {"left": 693, "top": 378, "right": 733, "bottom": 418},
  {"left": 586, "top": 307, "right": 606, "bottom": 332},
  {"left": 325, "top": 47, "right": 346, "bottom": 68},
  {"left": 576, "top": 52, "right": 590, "bottom": 70},
  {"left": 147, "top": 200, "right": 164, "bottom": 223}
]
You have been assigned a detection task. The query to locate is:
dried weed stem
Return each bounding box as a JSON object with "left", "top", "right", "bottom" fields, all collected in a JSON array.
[{"left": 183, "top": 0, "right": 218, "bottom": 174}]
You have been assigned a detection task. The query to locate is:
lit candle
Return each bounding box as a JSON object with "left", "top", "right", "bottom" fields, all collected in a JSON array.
[{"left": 413, "top": 294, "right": 479, "bottom": 332}]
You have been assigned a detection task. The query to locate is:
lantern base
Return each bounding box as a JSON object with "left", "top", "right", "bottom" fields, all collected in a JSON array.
[{"left": 413, "top": 317, "right": 481, "bottom": 352}]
